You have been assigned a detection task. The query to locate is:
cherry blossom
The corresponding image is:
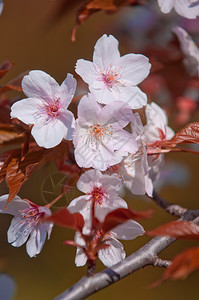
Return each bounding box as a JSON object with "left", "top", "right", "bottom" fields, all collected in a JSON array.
[
  {"left": 68, "top": 169, "right": 127, "bottom": 215},
  {"left": 74, "top": 207, "right": 144, "bottom": 268},
  {"left": 173, "top": 26, "right": 199, "bottom": 77},
  {"left": 108, "top": 113, "right": 153, "bottom": 197},
  {"left": 157, "top": 0, "right": 199, "bottom": 19},
  {"left": 0, "top": 195, "right": 53, "bottom": 257},
  {"left": 73, "top": 93, "right": 138, "bottom": 171},
  {"left": 11, "top": 70, "right": 76, "bottom": 148},
  {"left": 75, "top": 34, "right": 151, "bottom": 109},
  {"left": 108, "top": 103, "right": 174, "bottom": 197}
]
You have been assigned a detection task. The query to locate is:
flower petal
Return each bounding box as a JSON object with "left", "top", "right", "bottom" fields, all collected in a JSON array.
[
  {"left": 120, "top": 53, "right": 151, "bottom": 85},
  {"left": 10, "top": 97, "right": 43, "bottom": 125},
  {"left": 75, "top": 59, "right": 98, "bottom": 85},
  {"left": 112, "top": 220, "right": 144, "bottom": 240},
  {"left": 93, "top": 34, "right": 120, "bottom": 69},
  {"left": 58, "top": 73, "right": 77, "bottom": 107},
  {"left": 22, "top": 70, "right": 59, "bottom": 99},
  {"left": 26, "top": 225, "right": 47, "bottom": 257},
  {"left": 98, "top": 239, "right": 126, "bottom": 267},
  {"left": 7, "top": 217, "right": 32, "bottom": 246},
  {"left": 77, "top": 94, "right": 101, "bottom": 127},
  {"left": 98, "top": 101, "right": 133, "bottom": 129},
  {"left": 77, "top": 169, "right": 102, "bottom": 193},
  {"left": 0, "top": 195, "right": 30, "bottom": 216},
  {"left": 67, "top": 195, "right": 90, "bottom": 214}
]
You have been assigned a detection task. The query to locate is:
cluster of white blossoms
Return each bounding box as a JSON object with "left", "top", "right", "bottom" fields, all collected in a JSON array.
[{"left": 1, "top": 35, "right": 174, "bottom": 267}]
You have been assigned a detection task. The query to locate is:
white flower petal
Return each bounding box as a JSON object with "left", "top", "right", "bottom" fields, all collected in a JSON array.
[
  {"left": 120, "top": 53, "right": 151, "bottom": 85},
  {"left": 93, "top": 34, "right": 120, "bottom": 69},
  {"left": 75, "top": 247, "right": 87, "bottom": 267},
  {"left": 77, "top": 169, "right": 102, "bottom": 193},
  {"left": 98, "top": 239, "right": 126, "bottom": 267},
  {"left": 31, "top": 118, "right": 70, "bottom": 148},
  {"left": 7, "top": 217, "right": 32, "bottom": 246},
  {"left": 75, "top": 59, "right": 98, "bottom": 85},
  {"left": 98, "top": 101, "right": 133, "bottom": 129},
  {"left": 78, "top": 94, "right": 101, "bottom": 127},
  {"left": 10, "top": 98, "right": 43, "bottom": 125},
  {"left": 0, "top": 195, "right": 29, "bottom": 216},
  {"left": 112, "top": 220, "right": 144, "bottom": 240},
  {"left": 67, "top": 195, "right": 90, "bottom": 213},
  {"left": 158, "top": 0, "right": 173, "bottom": 13},
  {"left": 22, "top": 70, "right": 59, "bottom": 99},
  {"left": 26, "top": 225, "right": 47, "bottom": 257},
  {"left": 58, "top": 73, "right": 77, "bottom": 107}
]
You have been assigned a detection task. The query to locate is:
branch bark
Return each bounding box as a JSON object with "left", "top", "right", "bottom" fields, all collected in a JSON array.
[{"left": 55, "top": 209, "right": 199, "bottom": 300}]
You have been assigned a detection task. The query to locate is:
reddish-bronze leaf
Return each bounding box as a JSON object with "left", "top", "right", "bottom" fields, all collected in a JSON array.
[
  {"left": 147, "top": 221, "right": 199, "bottom": 240},
  {"left": 72, "top": 0, "right": 139, "bottom": 41},
  {"left": 0, "top": 60, "right": 13, "bottom": 79},
  {"left": 0, "top": 71, "right": 28, "bottom": 94},
  {"left": 0, "top": 124, "right": 20, "bottom": 144},
  {"left": 171, "top": 122, "right": 199, "bottom": 145},
  {"left": 45, "top": 208, "right": 84, "bottom": 232},
  {"left": 102, "top": 208, "right": 153, "bottom": 234},
  {"left": 6, "top": 157, "right": 26, "bottom": 205},
  {"left": 151, "top": 246, "right": 199, "bottom": 287}
]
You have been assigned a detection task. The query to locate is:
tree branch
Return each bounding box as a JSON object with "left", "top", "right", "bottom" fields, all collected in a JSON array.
[
  {"left": 149, "top": 190, "right": 187, "bottom": 217},
  {"left": 55, "top": 206, "right": 199, "bottom": 300}
]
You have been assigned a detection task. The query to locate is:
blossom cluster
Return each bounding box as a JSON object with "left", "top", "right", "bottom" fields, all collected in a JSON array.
[{"left": 1, "top": 34, "right": 174, "bottom": 268}]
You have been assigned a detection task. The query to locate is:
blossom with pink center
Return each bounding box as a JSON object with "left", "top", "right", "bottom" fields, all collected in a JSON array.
[
  {"left": 73, "top": 93, "right": 138, "bottom": 171},
  {"left": 68, "top": 169, "right": 127, "bottom": 215},
  {"left": 75, "top": 34, "right": 151, "bottom": 109},
  {"left": 11, "top": 70, "right": 76, "bottom": 148},
  {"left": 157, "top": 0, "right": 199, "bottom": 19},
  {"left": 74, "top": 207, "right": 144, "bottom": 268},
  {"left": 173, "top": 26, "right": 199, "bottom": 77},
  {"left": 0, "top": 195, "right": 53, "bottom": 257}
]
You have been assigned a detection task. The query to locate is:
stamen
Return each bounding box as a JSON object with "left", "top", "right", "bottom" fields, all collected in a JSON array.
[
  {"left": 34, "top": 98, "right": 61, "bottom": 124},
  {"left": 90, "top": 187, "right": 104, "bottom": 206},
  {"left": 19, "top": 206, "right": 44, "bottom": 227},
  {"left": 86, "top": 124, "right": 113, "bottom": 148}
]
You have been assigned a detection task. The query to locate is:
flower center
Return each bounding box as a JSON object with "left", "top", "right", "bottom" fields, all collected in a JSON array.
[
  {"left": 19, "top": 206, "right": 44, "bottom": 227},
  {"left": 100, "top": 65, "right": 123, "bottom": 88},
  {"left": 91, "top": 187, "right": 104, "bottom": 206},
  {"left": 35, "top": 98, "right": 61, "bottom": 124},
  {"left": 87, "top": 124, "right": 113, "bottom": 147}
]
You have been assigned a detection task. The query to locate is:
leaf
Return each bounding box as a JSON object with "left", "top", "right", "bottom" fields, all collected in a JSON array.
[
  {"left": 151, "top": 246, "right": 199, "bottom": 287},
  {"left": 71, "top": 0, "right": 139, "bottom": 41},
  {"left": 147, "top": 221, "right": 199, "bottom": 240},
  {"left": 2, "top": 148, "right": 46, "bottom": 205},
  {"left": 45, "top": 208, "right": 84, "bottom": 232},
  {"left": 102, "top": 208, "right": 153, "bottom": 234},
  {"left": 171, "top": 122, "right": 199, "bottom": 145},
  {"left": 0, "top": 124, "right": 20, "bottom": 144},
  {"left": 0, "top": 60, "right": 13, "bottom": 79},
  {"left": 0, "top": 71, "right": 28, "bottom": 94}
]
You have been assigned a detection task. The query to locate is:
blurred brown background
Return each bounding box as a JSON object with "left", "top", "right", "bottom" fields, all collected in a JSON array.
[{"left": 0, "top": 0, "right": 199, "bottom": 299}]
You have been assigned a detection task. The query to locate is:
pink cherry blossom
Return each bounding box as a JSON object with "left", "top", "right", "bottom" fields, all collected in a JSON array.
[
  {"left": 73, "top": 93, "right": 138, "bottom": 171},
  {"left": 68, "top": 169, "right": 127, "bottom": 215},
  {"left": 173, "top": 26, "right": 199, "bottom": 77},
  {"left": 74, "top": 207, "right": 144, "bottom": 268},
  {"left": 76, "top": 34, "right": 151, "bottom": 109},
  {"left": 157, "top": 0, "right": 199, "bottom": 19},
  {"left": 11, "top": 70, "right": 76, "bottom": 149},
  {"left": 0, "top": 195, "right": 53, "bottom": 257},
  {"left": 108, "top": 114, "right": 153, "bottom": 197}
]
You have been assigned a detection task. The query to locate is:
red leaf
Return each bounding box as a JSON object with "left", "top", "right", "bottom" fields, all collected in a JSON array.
[
  {"left": 0, "top": 71, "right": 29, "bottom": 94},
  {"left": 0, "top": 61, "right": 13, "bottom": 79},
  {"left": 71, "top": 0, "right": 139, "bottom": 41},
  {"left": 0, "top": 124, "right": 20, "bottom": 144},
  {"left": 102, "top": 208, "right": 153, "bottom": 234},
  {"left": 151, "top": 246, "right": 199, "bottom": 287},
  {"left": 166, "top": 122, "right": 199, "bottom": 147},
  {"left": 147, "top": 221, "right": 199, "bottom": 240},
  {"left": 45, "top": 208, "right": 84, "bottom": 232}
]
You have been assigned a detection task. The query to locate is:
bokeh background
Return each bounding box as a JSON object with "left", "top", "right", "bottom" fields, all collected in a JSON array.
[{"left": 0, "top": 0, "right": 199, "bottom": 299}]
